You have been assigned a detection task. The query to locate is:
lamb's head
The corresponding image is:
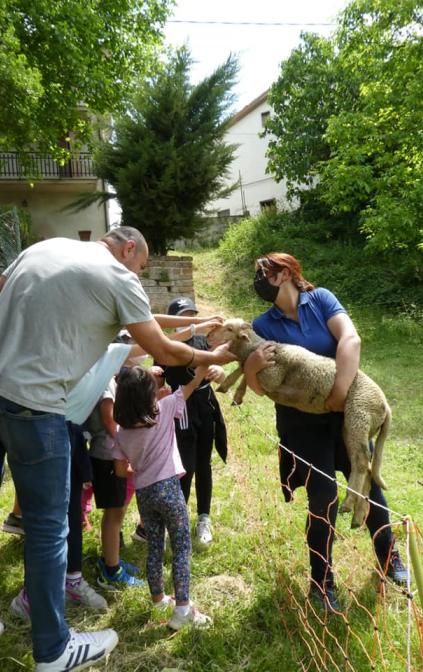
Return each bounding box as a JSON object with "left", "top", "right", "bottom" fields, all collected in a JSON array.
[{"left": 208, "top": 318, "right": 252, "bottom": 350}]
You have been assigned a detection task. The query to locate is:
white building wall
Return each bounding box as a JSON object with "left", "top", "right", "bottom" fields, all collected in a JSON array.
[
  {"left": 0, "top": 180, "right": 108, "bottom": 241},
  {"left": 211, "top": 97, "right": 287, "bottom": 216}
]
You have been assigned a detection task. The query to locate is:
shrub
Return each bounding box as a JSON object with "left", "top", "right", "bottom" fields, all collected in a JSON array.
[{"left": 218, "top": 208, "right": 423, "bottom": 314}]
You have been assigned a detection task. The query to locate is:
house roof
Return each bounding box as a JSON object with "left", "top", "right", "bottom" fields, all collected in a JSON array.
[{"left": 229, "top": 90, "right": 269, "bottom": 127}]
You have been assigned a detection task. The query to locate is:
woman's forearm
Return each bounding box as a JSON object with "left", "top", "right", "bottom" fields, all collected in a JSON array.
[
  {"left": 333, "top": 333, "right": 361, "bottom": 395},
  {"left": 326, "top": 313, "right": 361, "bottom": 411},
  {"left": 243, "top": 367, "right": 265, "bottom": 396},
  {"left": 242, "top": 344, "right": 276, "bottom": 396}
]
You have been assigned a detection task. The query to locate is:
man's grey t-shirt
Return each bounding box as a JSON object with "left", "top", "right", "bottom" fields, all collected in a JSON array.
[{"left": 0, "top": 238, "right": 152, "bottom": 413}]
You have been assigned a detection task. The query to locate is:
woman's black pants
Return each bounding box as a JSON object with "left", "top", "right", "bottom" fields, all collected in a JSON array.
[{"left": 276, "top": 405, "right": 393, "bottom": 587}]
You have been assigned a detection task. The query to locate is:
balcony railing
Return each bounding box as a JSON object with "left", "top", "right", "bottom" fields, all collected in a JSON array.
[{"left": 0, "top": 152, "right": 97, "bottom": 180}]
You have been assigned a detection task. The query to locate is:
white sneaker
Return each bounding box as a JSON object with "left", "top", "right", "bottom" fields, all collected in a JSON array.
[
  {"left": 35, "top": 629, "right": 118, "bottom": 671},
  {"left": 152, "top": 594, "right": 176, "bottom": 611},
  {"left": 168, "top": 603, "right": 213, "bottom": 631},
  {"left": 66, "top": 577, "right": 108, "bottom": 611},
  {"left": 196, "top": 514, "right": 212, "bottom": 544}
]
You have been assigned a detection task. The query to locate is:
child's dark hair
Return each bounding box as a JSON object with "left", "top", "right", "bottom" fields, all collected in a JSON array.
[{"left": 114, "top": 367, "right": 159, "bottom": 429}]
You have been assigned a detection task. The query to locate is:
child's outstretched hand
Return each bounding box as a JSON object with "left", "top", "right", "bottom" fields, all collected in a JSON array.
[
  {"left": 151, "top": 365, "right": 165, "bottom": 384},
  {"left": 205, "top": 364, "right": 226, "bottom": 384},
  {"left": 193, "top": 365, "right": 208, "bottom": 381},
  {"left": 194, "top": 317, "right": 225, "bottom": 335},
  {"left": 157, "top": 385, "right": 172, "bottom": 400}
]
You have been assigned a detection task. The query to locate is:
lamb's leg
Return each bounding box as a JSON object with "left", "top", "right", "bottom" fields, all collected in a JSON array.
[
  {"left": 350, "top": 410, "right": 390, "bottom": 528},
  {"left": 340, "top": 416, "right": 372, "bottom": 523},
  {"left": 340, "top": 438, "right": 371, "bottom": 520},
  {"left": 370, "top": 408, "right": 390, "bottom": 490},
  {"left": 232, "top": 375, "right": 247, "bottom": 406},
  {"left": 216, "top": 366, "right": 243, "bottom": 394},
  {"left": 351, "top": 470, "right": 371, "bottom": 529}
]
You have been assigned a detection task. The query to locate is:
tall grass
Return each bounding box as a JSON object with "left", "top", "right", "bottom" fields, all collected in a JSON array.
[{"left": 0, "top": 245, "right": 422, "bottom": 671}]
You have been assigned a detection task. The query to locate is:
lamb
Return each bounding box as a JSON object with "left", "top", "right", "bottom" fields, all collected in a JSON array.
[{"left": 212, "top": 318, "right": 391, "bottom": 528}]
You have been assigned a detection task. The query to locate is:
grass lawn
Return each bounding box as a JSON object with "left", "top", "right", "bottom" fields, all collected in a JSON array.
[{"left": 0, "top": 248, "right": 422, "bottom": 671}]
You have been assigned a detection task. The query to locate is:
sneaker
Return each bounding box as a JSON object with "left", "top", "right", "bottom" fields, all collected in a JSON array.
[
  {"left": 2, "top": 512, "right": 25, "bottom": 536},
  {"left": 196, "top": 514, "right": 212, "bottom": 545},
  {"left": 308, "top": 582, "right": 341, "bottom": 613},
  {"left": 66, "top": 577, "right": 108, "bottom": 610},
  {"left": 35, "top": 628, "right": 118, "bottom": 671},
  {"left": 96, "top": 558, "right": 145, "bottom": 591},
  {"left": 132, "top": 524, "right": 148, "bottom": 543},
  {"left": 10, "top": 587, "right": 31, "bottom": 621},
  {"left": 380, "top": 550, "right": 409, "bottom": 585},
  {"left": 168, "top": 603, "right": 213, "bottom": 631},
  {"left": 119, "top": 559, "right": 140, "bottom": 575},
  {"left": 152, "top": 595, "right": 176, "bottom": 611}
]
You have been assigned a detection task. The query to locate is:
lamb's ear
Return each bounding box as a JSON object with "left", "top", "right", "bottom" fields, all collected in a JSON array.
[{"left": 240, "top": 324, "right": 251, "bottom": 342}]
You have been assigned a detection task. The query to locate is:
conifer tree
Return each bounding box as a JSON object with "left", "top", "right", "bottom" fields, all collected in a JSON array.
[{"left": 93, "top": 48, "right": 239, "bottom": 254}]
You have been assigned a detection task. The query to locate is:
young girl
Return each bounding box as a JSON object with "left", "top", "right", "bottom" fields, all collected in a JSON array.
[{"left": 112, "top": 364, "right": 213, "bottom": 630}]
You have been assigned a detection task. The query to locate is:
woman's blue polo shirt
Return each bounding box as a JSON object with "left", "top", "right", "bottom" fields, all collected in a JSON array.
[{"left": 252, "top": 287, "right": 346, "bottom": 359}]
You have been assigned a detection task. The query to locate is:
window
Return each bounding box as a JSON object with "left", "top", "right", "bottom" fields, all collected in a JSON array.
[
  {"left": 261, "top": 111, "right": 270, "bottom": 127},
  {"left": 260, "top": 199, "right": 276, "bottom": 211}
]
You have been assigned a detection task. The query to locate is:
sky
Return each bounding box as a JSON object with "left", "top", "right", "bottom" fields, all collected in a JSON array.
[
  {"left": 164, "top": 0, "right": 349, "bottom": 111},
  {"left": 109, "top": 0, "right": 349, "bottom": 224}
]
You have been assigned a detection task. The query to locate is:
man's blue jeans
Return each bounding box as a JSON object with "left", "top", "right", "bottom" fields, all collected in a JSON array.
[{"left": 0, "top": 397, "right": 71, "bottom": 662}]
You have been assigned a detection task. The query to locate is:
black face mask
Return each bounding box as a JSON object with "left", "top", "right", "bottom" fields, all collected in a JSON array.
[{"left": 253, "top": 270, "right": 279, "bottom": 303}]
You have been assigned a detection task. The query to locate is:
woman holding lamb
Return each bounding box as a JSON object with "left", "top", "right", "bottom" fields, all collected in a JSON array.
[{"left": 244, "top": 252, "right": 407, "bottom": 612}]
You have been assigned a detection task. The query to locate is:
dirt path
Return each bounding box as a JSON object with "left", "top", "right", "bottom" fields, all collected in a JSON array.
[{"left": 194, "top": 296, "right": 222, "bottom": 315}]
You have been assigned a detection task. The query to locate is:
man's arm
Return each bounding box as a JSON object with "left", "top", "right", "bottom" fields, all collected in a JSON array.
[{"left": 127, "top": 320, "right": 236, "bottom": 367}]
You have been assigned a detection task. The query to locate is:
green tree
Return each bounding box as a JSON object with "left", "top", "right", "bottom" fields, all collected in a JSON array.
[
  {"left": 320, "top": 0, "right": 423, "bottom": 253},
  {"left": 0, "top": 0, "right": 173, "bottom": 157},
  {"left": 265, "top": 33, "right": 340, "bottom": 200},
  {"left": 89, "top": 48, "right": 239, "bottom": 255},
  {"left": 265, "top": 0, "right": 423, "bottom": 256}
]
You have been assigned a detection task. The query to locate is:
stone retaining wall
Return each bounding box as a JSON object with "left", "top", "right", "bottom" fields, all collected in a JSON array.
[{"left": 140, "top": 255, "right": 195, "bottom": 313}]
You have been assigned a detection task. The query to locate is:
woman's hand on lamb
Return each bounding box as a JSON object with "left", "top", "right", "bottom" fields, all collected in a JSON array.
[
  {"left": 243, "top": 342, "right": 276, "bottom": 396},
  {"left": 244, "top": 342, "right": 276, "bottom": 374},
  {"left": 324, "top": 385, "right": 348, "bottom": 412}
]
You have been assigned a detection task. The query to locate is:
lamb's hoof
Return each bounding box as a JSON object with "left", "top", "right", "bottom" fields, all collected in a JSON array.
[
  {"left": 339, "top": 501, "right": 352, "bottom": 514},
  {"left": 350, "top": 518, "right": 362, "bottom": 529},
  {"left": 231, "top": 399, "right": 241, "bottom": 407},
  {"left": 374, "top": 477, "right": 387, "bottom": 491}
]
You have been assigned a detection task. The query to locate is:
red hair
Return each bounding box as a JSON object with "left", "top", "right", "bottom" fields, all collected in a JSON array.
[{"left": 256, "top": 253, "right": 314, "bottom": 291}]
